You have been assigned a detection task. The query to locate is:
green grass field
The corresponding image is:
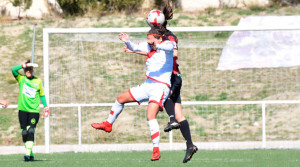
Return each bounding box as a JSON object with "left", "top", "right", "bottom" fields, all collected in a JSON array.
[{"left": 0, "top": 149, "right": 299, "bottom": 167}]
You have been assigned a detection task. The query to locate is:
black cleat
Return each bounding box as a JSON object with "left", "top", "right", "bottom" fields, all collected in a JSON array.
[
  {"left": 24, "top": 155, "right": 30, "bottom": 162},
  {"left": 30, "top": 156, "right": 34, "bottom": 161},
  {"left": 164, "top": 121, "right": 180, "bottom": 132},
  {"left": 183, "top": 145, "right": 198, "bottom": 163}
]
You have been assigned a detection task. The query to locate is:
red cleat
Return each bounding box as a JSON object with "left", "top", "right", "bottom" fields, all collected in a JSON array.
[
  {"left": 151, "top": 147, "right": 161, "bottom": 161},
  {"left": 91, "top": 121, "right": 112, "bottom": 133}
]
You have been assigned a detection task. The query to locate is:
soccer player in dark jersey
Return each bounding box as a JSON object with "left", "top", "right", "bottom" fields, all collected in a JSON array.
[
  {"left": 161, "top": 25, "right": 198, "bottom": 164},
  {"left": 11, "top": 60, "right": 49, "bottom": 161},
  {"left": 161, "top": 1, "right": 198, "bottom": 163}
]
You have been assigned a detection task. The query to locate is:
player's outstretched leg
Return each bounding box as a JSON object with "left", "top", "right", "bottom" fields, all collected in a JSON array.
[
  {"left": 91, "top": 100, "right": 124, "bottom": 133},
  {"left": 91, "top": 121, "right": 112, "bottom": 133}
]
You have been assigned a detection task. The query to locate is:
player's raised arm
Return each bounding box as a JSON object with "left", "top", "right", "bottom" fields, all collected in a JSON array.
[
  {"left": 119, "top": 32, "right": 129, "bottom": 42},
  {"left": 119, "top": 33, "right": 149, "bottom": 53},
  {"left": 123, "top": 45, "right": 147, "bottom": 56},
  {"left": 11, "top": 60, "right": 38, "bottom": 79},
  {"left": 11, "top": 64, "right": 23, "bottom": 78},
  {"left": 155, "top": 40, "right": 174, "bottom": 52}
]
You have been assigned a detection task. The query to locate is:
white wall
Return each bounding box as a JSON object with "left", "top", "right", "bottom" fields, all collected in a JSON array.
[
  {"left": 181, "top": 0, "right": 271, "bottom": 11},
  {"left": 1, "top": 0, "right": 62, "bottom": 19}
]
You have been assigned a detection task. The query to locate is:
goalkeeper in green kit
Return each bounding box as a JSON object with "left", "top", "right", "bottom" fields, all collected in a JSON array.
[{"left": 11, "top": 60, "right": 49, "bottom": 161}]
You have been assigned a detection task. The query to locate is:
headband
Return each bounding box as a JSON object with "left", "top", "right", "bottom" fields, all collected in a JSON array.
[{"left": 147, "top": 33, "right": 162, "bottom": 37}]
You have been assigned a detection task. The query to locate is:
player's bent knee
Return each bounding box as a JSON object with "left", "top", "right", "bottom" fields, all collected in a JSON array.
[
  {"left": 28, "top": 127, "right": 35, "bottom": 134},
  {"left": 117, "top": 91, "right": 136, "bottom": 104},
  {"left": 116, "top": 96, "right": 126, "bottom": 104},
  {"left": 116, "top": 92, "right": 130, "bottom": 104},
  {"left": 147, "top": 115, "right": 156, "bottom": 121},
  {"left": 22, "top": 129, "right": 28, "bottom": 136},
  {"left": 27, "top": 127, "right": 35, "bottom": 141}
]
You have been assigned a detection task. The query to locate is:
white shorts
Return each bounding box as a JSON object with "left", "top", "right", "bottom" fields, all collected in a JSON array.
[{"left": 129, "top": 79, "right": 170, "bottom": 111}]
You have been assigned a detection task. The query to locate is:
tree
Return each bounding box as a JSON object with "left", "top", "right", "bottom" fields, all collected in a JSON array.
[
  {"left": 56, "top": 0, "right": 98, "bottom": 16},
  {"left": 57, "top": 0, "right": 143, "bottom": 16},
  {"left": 271, "top": 0, "right": 300, "bottom": 6},
  {"left": 10, "top": 0, "right": 32, "bottom": 19}
]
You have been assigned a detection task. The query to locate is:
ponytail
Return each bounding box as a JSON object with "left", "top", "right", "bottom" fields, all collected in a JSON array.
[{"left": 162, "top": 0, "right": 173, "bottom": 21}]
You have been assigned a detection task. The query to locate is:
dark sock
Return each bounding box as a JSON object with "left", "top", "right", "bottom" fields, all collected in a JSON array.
[
  {"left": 164, "top": 98, "right": 176, "bottom": 122},
  {"left": 179, "top": 120, "right": 193, "bottom": 148}
]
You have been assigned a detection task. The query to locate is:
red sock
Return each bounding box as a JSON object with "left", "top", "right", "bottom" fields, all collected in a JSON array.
[{"left": 153, "top": 147, "right": 159, "bottom": 152}]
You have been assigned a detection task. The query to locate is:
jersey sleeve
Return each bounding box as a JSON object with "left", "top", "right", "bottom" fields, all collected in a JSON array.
[
  {"left": 39, "top": 80, "right": 45, "bottom": 97},
  {"left": 15, "top": 74, "right": 24, "bottom": 83},
  {"left": 40, "top": 96, "right": 48, "bottom": 107},
  {"left": 125, "top": 41, "right": 150, "bottom": 53},
  {"left": 11, "top": 64, "right": 23, "bottom": 82},
  {"left": 155, "top": 40, "right": 174, "bottom": 52},
  {"left": 168, "top": 35, "right": 178, "bottom": 50}
]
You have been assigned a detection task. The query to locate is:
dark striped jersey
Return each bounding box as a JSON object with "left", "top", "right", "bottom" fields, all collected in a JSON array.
[{"left": 164, "top": 30, "right": 180, "bottom": 74}]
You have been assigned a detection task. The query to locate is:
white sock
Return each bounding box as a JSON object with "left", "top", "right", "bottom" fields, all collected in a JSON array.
[
  {"left": 148, "top": 119, "right": 160, "bottom": 147},
  {"left": 107, "top": 100, "right": 124, "bottom": 124}
]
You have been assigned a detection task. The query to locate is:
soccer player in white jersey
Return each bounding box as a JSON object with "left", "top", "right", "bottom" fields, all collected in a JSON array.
[
  {"left": 91, "top": 27, "right": 174, "bottom": 161},
  {"left": 123, "top": 1, "right": 198, "bottom": 163}
]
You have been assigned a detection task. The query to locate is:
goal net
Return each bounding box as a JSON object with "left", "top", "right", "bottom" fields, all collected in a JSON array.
[{"left": 43, "top": 27, "right": 300, "bottom": 153}]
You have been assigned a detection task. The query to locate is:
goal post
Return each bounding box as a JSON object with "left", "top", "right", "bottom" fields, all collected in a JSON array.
[{"left": 43, "top": 26, "right": 300, "bottom": 153}]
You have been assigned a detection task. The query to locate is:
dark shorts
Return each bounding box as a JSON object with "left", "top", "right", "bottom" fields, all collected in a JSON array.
[
  {"left": 170, "top": 73, "right": 182, "bottom": 103},
  {"left": 18, "top": 110, "right": 40, "bottom": 130}
]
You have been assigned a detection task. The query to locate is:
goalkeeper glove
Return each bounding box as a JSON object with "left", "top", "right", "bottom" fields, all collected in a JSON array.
[
  {"left": 27, "top": 63, "right": 38, "bottom": 67},
  {"left": 42, "top": 106, "right": 49, "bottom": 118},
  {"left": 22, "top": 62, "right": 28, "bottom": 68}
]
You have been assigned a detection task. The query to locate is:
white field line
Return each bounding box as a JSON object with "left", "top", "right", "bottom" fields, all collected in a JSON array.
[{"left": 1, "top": 141, "right": 300, "bottom": 154}]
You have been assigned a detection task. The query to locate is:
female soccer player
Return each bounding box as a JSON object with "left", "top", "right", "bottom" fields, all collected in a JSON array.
[
  {"left": 124, "top": 1, "right": 198, "bottom": 163},
  {"left": 0, "top": 99, "right": 8, "bottom": 108},
  {"left": 11, "top": 60, "right": 49, "bottom": 161},
  {"left": 161, "top": 2, "right": 198, "bottom": 163},
  {"left": 92, "top": 27, "right": 174, "bottom": 161}
]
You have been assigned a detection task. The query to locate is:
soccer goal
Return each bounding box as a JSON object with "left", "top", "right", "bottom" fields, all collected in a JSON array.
[{"left": 42, "top": 26, "right": 300, "bottom": 153}]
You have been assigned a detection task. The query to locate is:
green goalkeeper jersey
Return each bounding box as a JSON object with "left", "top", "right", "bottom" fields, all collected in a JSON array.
[{"left": 12, "top": 65, "right": 46, "bottom": 113}]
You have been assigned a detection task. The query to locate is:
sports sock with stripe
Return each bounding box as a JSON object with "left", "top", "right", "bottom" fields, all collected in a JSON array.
[
  {"left": 107, "top": 100, "right": 124, "bottom": 124},
  {"left": 148, "top": 119, "right": 160, "bottom": 147}
]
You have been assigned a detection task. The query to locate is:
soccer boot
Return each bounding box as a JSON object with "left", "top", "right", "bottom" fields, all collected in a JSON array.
[
  {"left": 29, "top": 156, "right": 34, "bottom": 161},
  {"left": 151, "top": 147, "right": 161, "bottom": 161},
  {"left": 183, "top": 145, "right": 198, "bottom": 163},
  {"left": 164, "top": 121, "right": 180, "bottom": 132},
  {"left": 91, "top": 121, "right": 112, "bottom": 133},
  {"left": 24, "top": 155, "right": 30, "bottom": 162}
]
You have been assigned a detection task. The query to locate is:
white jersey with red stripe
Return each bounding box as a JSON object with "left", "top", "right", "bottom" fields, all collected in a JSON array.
[{"left": 125, "top": 40, "right": 174, "bottom": 87}]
